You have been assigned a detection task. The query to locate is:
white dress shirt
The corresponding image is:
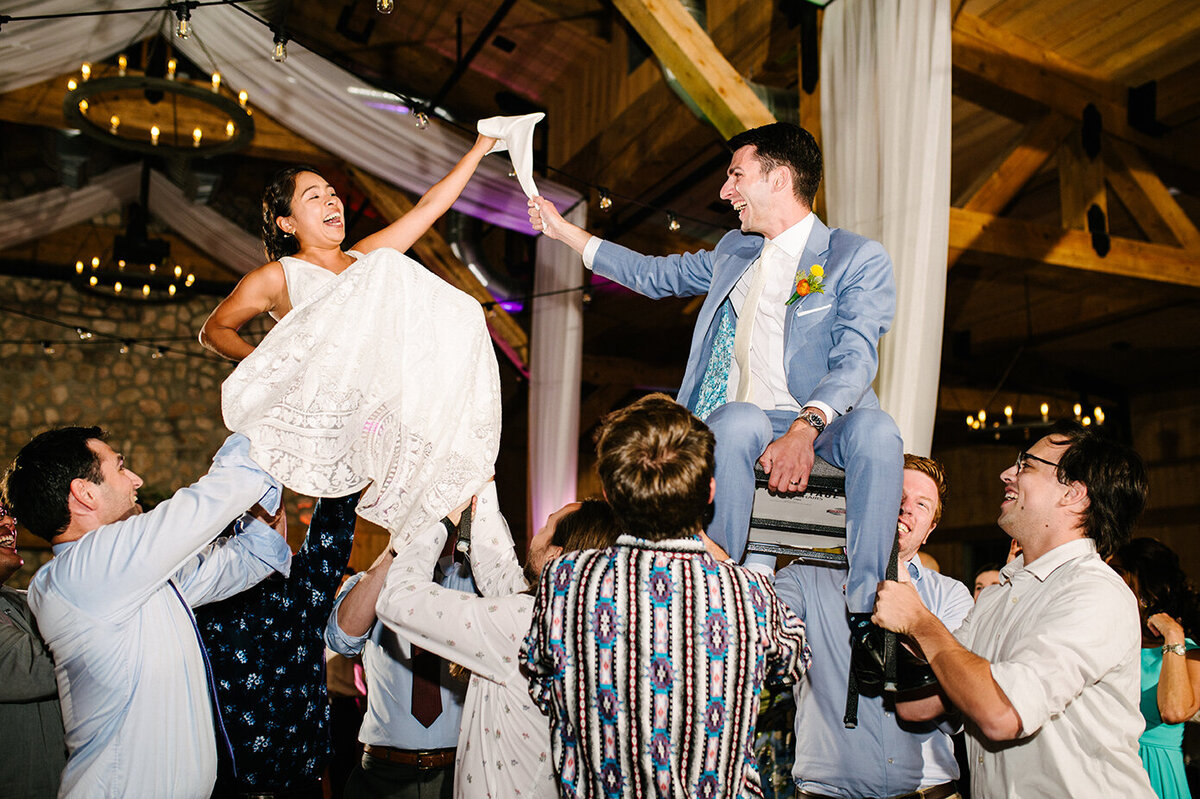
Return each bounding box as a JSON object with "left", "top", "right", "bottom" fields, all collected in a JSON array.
[
  {"left": 582, "top": 220, "right": 833, "bottom": 423},
  {"left": 27, "top": 434, "right": 289, "bottom": 799},
  {"left": 376, "top": 483, "right": 557, "bottom": 798},
  {"left": 954, "top": 537, "right": 1155, "bottom": 798}
]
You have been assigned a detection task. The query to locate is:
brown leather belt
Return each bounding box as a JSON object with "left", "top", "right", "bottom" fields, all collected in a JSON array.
[
  {"left": 796, "top": 782, "right": 958, "bottom": 799},
  {"left": 363, "top": 744, "right": 456, "bottom": 769}
]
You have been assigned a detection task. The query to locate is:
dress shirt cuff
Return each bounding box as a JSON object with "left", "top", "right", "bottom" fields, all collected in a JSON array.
[
  {"left": 234, "top": 514, "right": 293, "bottom": 578},
  {"left": 211, "top": 432, "right": 282, "bottom": 513},
  {"left": 325, "top": 573, "right": 370, "bottom": 656},
  {"left": 581, "top": 235, "right": 602, "bottom": 270},
  {"left": 801, "top": 401, "right": 836, "bottom": 427},
  {"left": 988, "top": 660, "right": 1046, "bottom": 736}
]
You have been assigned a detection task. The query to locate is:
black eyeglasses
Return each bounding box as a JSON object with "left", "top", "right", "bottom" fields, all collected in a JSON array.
[{"left": 1015, "top": 450, "right": 1059, "bottom": 473}]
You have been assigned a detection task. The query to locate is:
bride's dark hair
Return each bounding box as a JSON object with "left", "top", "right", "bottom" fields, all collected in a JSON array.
[{"left": 261, "top": 165, "right": 328, "bottom": 261}]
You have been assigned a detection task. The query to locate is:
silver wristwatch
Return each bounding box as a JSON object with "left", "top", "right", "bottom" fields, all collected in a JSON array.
[
  {"left": 1163, "top": 642, "right": 1187, "bottom": 657},
  {"left": 797, "top": 409, "right": 826, "bottom": 435}
]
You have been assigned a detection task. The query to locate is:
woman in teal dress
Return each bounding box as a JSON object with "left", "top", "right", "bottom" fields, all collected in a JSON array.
[{"left": 1111, "top": 538, "right": 1200, "bottom": 799}]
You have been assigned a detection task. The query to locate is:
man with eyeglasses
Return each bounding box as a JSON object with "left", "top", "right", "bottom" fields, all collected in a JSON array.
[{"left": 871, "top": 420, "right": 1155, "bottom": 797}]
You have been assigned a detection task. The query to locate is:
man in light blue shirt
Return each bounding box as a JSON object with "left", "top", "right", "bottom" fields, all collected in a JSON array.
[
  {"left": 774, "top": 454, "right": 972, "bottom": 799},
  {"left": 1, "top": 428, "right": 291, "bottom": 799},
  {"left": 325, "top": 518, "right": 475, "bottom": 798}
]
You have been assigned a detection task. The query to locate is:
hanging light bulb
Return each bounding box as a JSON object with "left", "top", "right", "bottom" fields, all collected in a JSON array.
[
  {"left": 118, "top": 54, "right": 128, "bottom": 76},
  {"left": 113, "top": 281, "right": 123, "bottom": 293},
  {"left": 76, "top": 328, "right": 93, "bottom": 340},
  {"left": 226, "top": 120, "right": 235, "bottom": 138},
  {"left": 238, "top": 90, "right": 249, "bottom": 107},
  {"left": 377, "top": 0, "right": 395, "bottom": 13},
  {"left": 119, "top": 341, "right": 130, "bottom": 355},
  {"left": 80, "top": 62, "right": 91, "bottom": 81},
  {"left": 67, "top": 78, "right": 77, "bottom": 91},
  {"left": 598, "top": 188, "right": 612, "bottom": 211},
  {"left": 88, "top": 275, "right": 98, "bottom": 287},
  {"left": 211, "top": 71, "right": 221, "bottom": 93},
  {"left": 152, "top": 347, "right": 166, "bottom": 359},
  {"left": 42, "top": 341, "right": 55, "bottom": 355},
  {"left": 414, "top": 111, "right": 429, "bottom": 130},
  {"left": 667, "top": 213, "right": 681, "bottom": 232},
  {"left": 174, "top": 5, "right": 192, "bottom": 39},
  {"left": 167, "top": 58, "right": 177, "bottom": 80},
  {"left": 192, "top": 127, "right": 203, "bottom": 148},
  {"left": 75, "top": 260, "right": 84, "bottom": 274},
  {"left": 272, "top": 30, "right": 289, "bottom": 63},
  {"left": 150, "top": 125, "right": 160, "bottom": 146},
  {"left": 109, "top": 115, "right": 120, "bottom": 135},
  {"left": 1040, "top": 402, "right": 1050, "bottom": 422}
]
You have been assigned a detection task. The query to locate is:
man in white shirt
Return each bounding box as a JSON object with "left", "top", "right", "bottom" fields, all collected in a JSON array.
[
  {"left": 872, "top": 421, "right": 1156, "bottom": 797},
  {"left": 1, "top": 428, "right": 290, "bottom": 799}
]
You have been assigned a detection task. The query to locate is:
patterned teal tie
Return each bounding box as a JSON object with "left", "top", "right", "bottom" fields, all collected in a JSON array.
[{"left": 692, "top": 299, "right": 735, "bottom": 421}]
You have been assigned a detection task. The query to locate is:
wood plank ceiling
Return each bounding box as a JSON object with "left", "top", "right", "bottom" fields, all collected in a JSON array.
[{"left": 2, "top": 0, "right": 1199, "bottom": 445}]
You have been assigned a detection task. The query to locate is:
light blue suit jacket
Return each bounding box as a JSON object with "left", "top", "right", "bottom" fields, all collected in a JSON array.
[{"left": 592, "top": 216, "right": 896, "bottom": 416}]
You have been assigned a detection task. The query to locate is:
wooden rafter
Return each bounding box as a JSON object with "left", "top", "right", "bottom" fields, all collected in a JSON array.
[
  {"left": 1105, "top": 138, "right": 1200, "bottom": 251},
  {"left": 952, "top": 13, "right": 1200, "bottom": 173},
  {"left": 949, "top": 208, "right": 1200, "bottom": 288},
  {"left": 346, "top": 166, "right": 530, "bottom": 373},
  {"left": 1057, "top": 125, "right": 1106, "bottom": 232},
  {"left": 610, "top": 0, "right": 774, "bottom": 140},
  {"left": 959, "top": 113, "right": 1072, "bottom": 214}
]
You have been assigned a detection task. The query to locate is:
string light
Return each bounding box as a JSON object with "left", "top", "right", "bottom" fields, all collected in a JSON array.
[
  {"left": 174, "top": 3, "right": 192, "bottom": 38},
  {"left": 667, "top": 213, "right": 680, "bottom": 232},
  {"left": 41, "top": 341, "right": 55, "bottom": 355},
  {"left": 414, "top": 111, "right": 429, "bottom": 130},
  {"left": 167, "top": 58, "right": 177, "bottom": 80},
  {"left": 598, "top": 188, "right": 612, "bottom": 212},
  {"left": 119, "top": 341, "right": 131, "bottom": 355},
  {"left": 76, "top": 327, "right": 93, "bottom": 340},
  {"left": 152, "top": 347, "right": 166, "bottom": 359},
  {"left": 377, "top": 0, "right": 395, "bottom": 13},
  {"left": 272, "top": 29, "right": 288, "bottom": 63}
]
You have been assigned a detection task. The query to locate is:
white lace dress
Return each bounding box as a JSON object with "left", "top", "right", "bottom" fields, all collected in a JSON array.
[{"left": 221, "top": 247, "right": 501, "bottom": 546}]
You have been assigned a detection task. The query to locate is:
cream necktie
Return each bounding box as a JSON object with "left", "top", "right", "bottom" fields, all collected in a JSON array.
[{"left": 732, "top": 240, "right": 774, "bottom": 403}]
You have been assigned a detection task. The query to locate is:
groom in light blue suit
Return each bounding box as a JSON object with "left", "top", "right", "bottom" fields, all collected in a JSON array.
[{"left": 528, "top": 123, "right": 901, "bottom": 624}]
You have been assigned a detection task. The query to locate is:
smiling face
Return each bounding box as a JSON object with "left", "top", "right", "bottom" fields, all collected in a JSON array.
[
  {"left": 277, "top": 171, "right": 345, "bottom": 250},
  {"left": 0, "top": 505, "right": 20, "bottom": 583},
  {"left": 86, "top": 440, "right": 144, "bottom": 527},
  {"left": 998, "top": 436, "right": 1071, "bottom": 543},
  {"left": 719, "top": 145, "right": 792, "bottom": 238},
  {"left": 897, "top": 468, "right": 939, "bottom": 564}
]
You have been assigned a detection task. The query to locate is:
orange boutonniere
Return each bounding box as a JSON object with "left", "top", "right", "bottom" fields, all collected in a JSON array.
[{"left": 786, "top": 264, "right": 825, "bottom": 305}]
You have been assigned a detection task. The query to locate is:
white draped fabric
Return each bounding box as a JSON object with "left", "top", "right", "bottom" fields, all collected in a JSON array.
[
  {"left": 528, "top": 203, "right": 586, "bottom": 535},
  {"left": 820, "top": 0, "right": 951, "bottom": 456},
  {"left": 0, "top": 163, "right": 263, "bottom": 272}
]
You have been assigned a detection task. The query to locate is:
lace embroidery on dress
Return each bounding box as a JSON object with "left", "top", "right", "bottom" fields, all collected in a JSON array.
[{"left": 222, "top": 247, "right": 501, "bottom": 548}]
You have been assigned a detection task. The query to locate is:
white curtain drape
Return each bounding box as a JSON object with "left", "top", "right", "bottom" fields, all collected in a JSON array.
[
  {"left": 527, "top": 203, "right": 586, "bottom": 537},
  {"left": 820, "top": 0, "right": 951, "bottom": 456}
]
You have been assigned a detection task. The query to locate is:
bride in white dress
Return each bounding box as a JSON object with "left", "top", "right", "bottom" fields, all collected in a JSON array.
[{"left": 200, "top": 130, "right": 504, "bottom": 546}]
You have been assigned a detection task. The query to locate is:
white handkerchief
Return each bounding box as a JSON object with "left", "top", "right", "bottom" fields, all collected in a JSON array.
[{"left": 477, "top": 112, "right": 545, "bottom": 198}]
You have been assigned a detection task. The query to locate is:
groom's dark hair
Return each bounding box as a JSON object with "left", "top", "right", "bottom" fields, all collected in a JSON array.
[{"left": 727, "top": 122, "right": 823, "bottom": 208}]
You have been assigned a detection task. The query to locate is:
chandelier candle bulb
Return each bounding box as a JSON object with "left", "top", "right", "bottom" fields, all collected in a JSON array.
[
  {"left": 1040, "top": 402, "right": 1050, "bottom": 422},
  {"left": 109, "top": 115, "right": 120, "bottom": 135},
  {"left": 185, "top": 273, "right": 195, "bottom": 286},
  {"left": 75, "top": 261, "right": 84, "bottom": 274},
  {"left": 167, "top": 59, "right": 177, "bottom": 80},
  {"left": 238, "top": 90, "right": 248, "bottom": 107},
  {"left": 78, "top": 99, "right": 88, "bottom": 114},
  {"left": 91, "top": 256, "right": 100, "bottom": 269},
  {"left": 211, "top": 72, "right": 221, "bottom": 93},
  {"left": 168, "top": 284, "right": 177, "bottom": 296},
  {"left": 142, "top": 284, "right": 151, "bottom": 296},
  {"left": 192, "top": 127, "right": 202, "bottom": 147},
  {"left": 173, "top": 265, "right": 182, "bottom": 278},
  {"left": 226, "top": 120, "right": 235, "bottom": 138},
  {"left": 81, "top": 63, "right": 91, "bottom": 81},
  {"left": 148, "top": 263, "right": 156, "bottom": 273},
  {"left": 150, "top": 125, "right": 160, "bottom": 145},
  {"left": 113, "top": 281, "right": 123, "bottom": 293},
  {"left": 67, "top": 78, "right": 77, "bottom": 91},
  {"left": 1004, "top": 406, "right": 1013, "bottom": 424},
  {"left": 1073, "top": 403, "right": 1082, "bottom": 419},
  {"left": 118, "top": 260, "right": 126, "bottom": 270},
  {"left": 118, "top": 54, "right": 127, "bottom": 76},
  {"left": 88, "top": 276, "right": 98, "bottom": 286}
]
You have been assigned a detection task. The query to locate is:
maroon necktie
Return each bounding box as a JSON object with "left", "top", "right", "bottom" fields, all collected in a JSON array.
[{"left": 411, "top": 645, "right": 443, "bottom": 728}]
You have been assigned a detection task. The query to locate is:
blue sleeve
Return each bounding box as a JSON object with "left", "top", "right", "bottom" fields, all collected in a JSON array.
[
  {"left": 175, "top": 516, "right": 293, "bottom": 607},
  {"left": 324, "top": 572, "right": 371, "bottom": 656},
  {"left": 772, "top": 564, "right": 808, "bottom": 623},
  {"left": 592, "top": 240, "right": 717, "bottom": 299}
]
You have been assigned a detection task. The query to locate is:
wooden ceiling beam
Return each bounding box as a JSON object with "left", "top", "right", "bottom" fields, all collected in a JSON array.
[
  {"left": 609, "top": 0, "right": 774, "bottom": 140},
  {"left": 958, "top": 113, "right": 1072, "bottom": 214},
  {"left": 1057, "top": 125, "right": 1106, "bottom": 232},
  {"left": 952, "top": 13, "right": 1200, "bottom": 173},
  {"left": 1105, "top": 139, "right": 1200, "bottom": 251},
  {"left": 949, "top": 207, "right": 1200, "bottom": 289},
  {"left": 346, "top": 166, "right": 529, "bottom": 372}
]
